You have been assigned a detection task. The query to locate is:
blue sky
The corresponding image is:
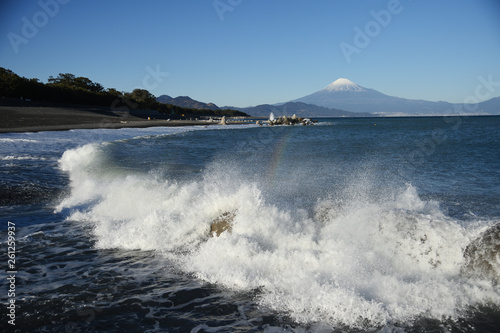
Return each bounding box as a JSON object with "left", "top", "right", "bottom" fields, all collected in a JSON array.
[{"left": 1, "top": 0, "right": 499, "bottom": 107}]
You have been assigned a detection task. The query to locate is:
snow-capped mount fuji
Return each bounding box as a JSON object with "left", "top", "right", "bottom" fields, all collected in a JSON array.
[
  {"left": 293, "top": 78, "right": 500, "bottom": 116},
  {"left": 323, "top": 78, "right": 365, "bottom": 92},
  {"left": 293, "top": 78, "right": 422, "bottom": 115}
]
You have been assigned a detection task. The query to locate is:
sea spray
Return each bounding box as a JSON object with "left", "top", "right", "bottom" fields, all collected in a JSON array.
[
  {"left": 187, "top": 182, "right": 496, "bottom": 328},
  {"left": 56, "top": 141, "right": 500, "bottom": 329}
]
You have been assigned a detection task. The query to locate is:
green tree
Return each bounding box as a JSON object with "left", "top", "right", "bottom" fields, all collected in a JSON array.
[
  {"left": 127, "top": 89, "right": 157, "bottom": 109},
  {"left": 48, "top": 73, "right": 104, "bottom": 93},
  {"left": 0, "top": 67, "right": 23, "bottom": 97},
  {"left": 106, "top": 88, "right": 122, "bottom": 96}
]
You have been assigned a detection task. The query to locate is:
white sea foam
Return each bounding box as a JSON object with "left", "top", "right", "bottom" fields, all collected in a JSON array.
[
  {"left": 1, "top": 155, "right": 48, "bottom": 161},
  {"left": 0, "top": 138, "right": 39, "bottom": 143},
  {"left": 57, "top": 143, "right": 500, "bottom": 329}
]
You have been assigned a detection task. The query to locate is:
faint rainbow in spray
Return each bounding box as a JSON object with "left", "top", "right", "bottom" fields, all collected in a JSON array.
[{"left": 265, "top": 130, "right": 294, "bottom": 185}]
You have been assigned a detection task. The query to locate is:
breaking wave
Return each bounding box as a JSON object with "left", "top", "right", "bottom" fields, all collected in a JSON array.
[{"left": 56, "top": 142, "right": 500, "bottom": 329}]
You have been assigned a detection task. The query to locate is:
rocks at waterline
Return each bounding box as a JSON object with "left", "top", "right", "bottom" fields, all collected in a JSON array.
[
  {"left": 268, "top": 114, "right": 315, "bottom": 126},
  {"left": 461, "top": 223, "right": 500, "bottom": 285},
  {"left": 209, "top": 211, "right": 237, "bottom": 237}
]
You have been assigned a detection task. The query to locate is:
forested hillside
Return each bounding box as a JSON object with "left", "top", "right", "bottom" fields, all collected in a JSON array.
[{"left": 0, "top": 68, "right": 248, "bottom": 117}]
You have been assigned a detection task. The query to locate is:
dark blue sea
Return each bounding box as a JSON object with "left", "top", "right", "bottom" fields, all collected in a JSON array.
[{"left": 1, "top": 116, "right": 499, "bottom": 332}]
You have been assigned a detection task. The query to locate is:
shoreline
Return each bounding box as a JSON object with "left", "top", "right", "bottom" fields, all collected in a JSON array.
[
  {"left": 0, "top": 104, "right": 226, "bottom": 134},
  {"left": 0, "top": 119, "right": 218, "bottom": 134},
  {"left": 2, "top": 104, "right": 495, "bottom": 134}
]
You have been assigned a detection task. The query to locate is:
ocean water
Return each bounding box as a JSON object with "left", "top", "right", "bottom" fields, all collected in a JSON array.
[{"left": 1, "top": 116, "right": 499, "bottom": 332}]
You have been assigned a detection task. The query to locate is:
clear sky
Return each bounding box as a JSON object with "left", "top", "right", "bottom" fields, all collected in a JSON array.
[{"left": 1, "top": 0, "right": 499, "bottom": 107}]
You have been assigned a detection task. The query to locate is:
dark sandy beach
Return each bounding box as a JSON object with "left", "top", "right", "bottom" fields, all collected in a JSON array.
[{"left": 0, "top": 101, "right": 218, "bottom": 133}]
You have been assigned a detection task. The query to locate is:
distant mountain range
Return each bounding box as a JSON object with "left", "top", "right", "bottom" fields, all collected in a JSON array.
[
  {"left": 232, "top": 102, "right": 372, "bottom": 118},
  {"left": 157, "top": 93, "right": 372, "bottom": 118},
  {"left": 156, "top": 94, "right": 366, "bottom": 117},
  {"left": 157, "top": 79, "right": 500, "bottom": 117},
  {"left": 293, "top": 78, "right": 500, "bottom": 116},
  {"left": 157, "top": 95, "right": 220, "bottom": 111}
]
